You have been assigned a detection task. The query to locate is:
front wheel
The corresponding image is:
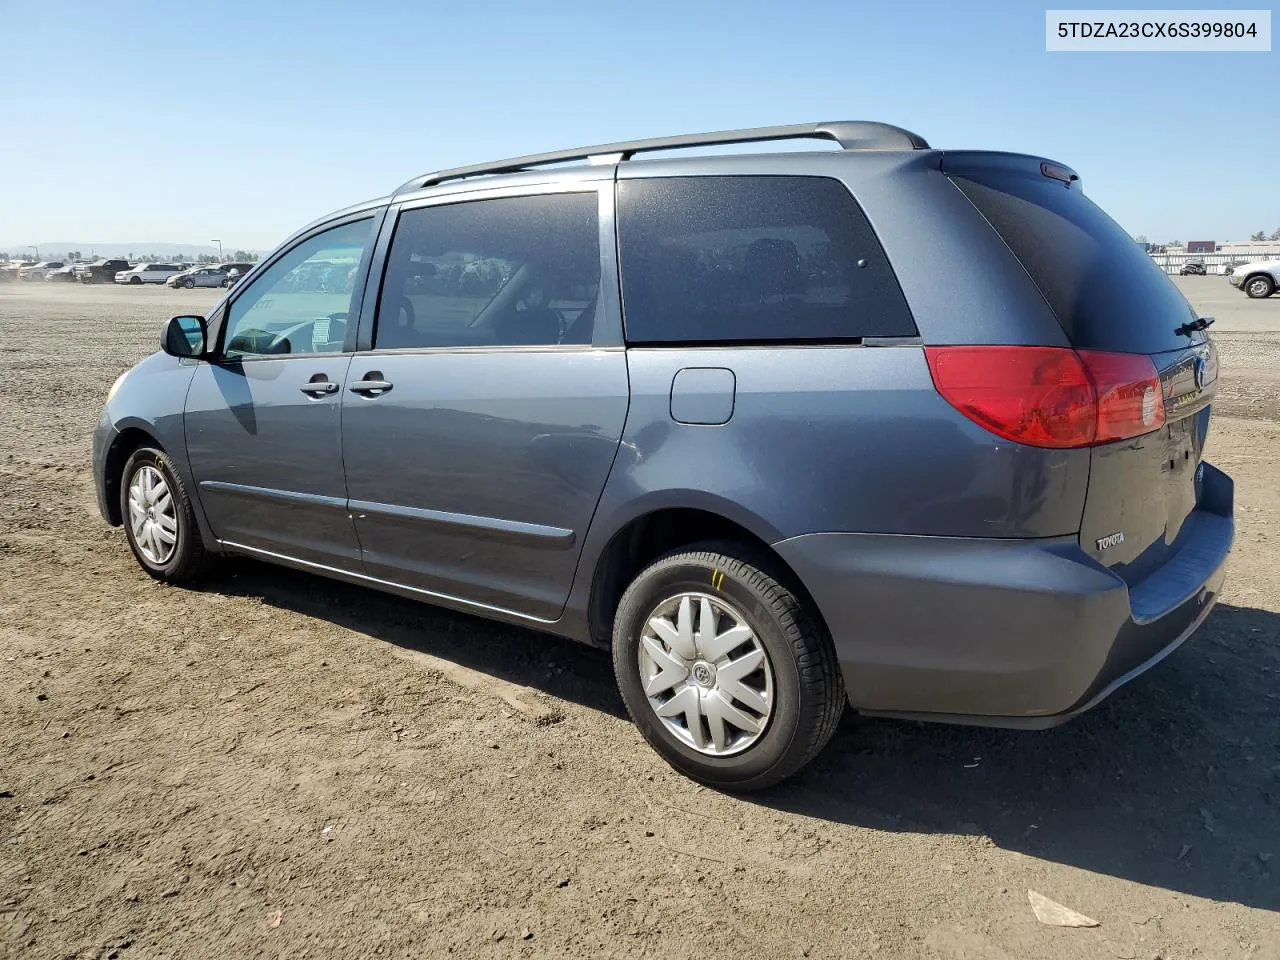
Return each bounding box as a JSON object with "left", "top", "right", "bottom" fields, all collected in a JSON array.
[
  {"left": 129, "top": 276, "right": 142, "bottom": 285},
  {"left": 181, "top": 278, "right": 194, "bottom": 288},
  {"left": 119, "top": 447, "right": 213, "bottom": 583},
  {"left": 612, "top": 542, "right": 844, "bottom": 791},
  {"left": 1245, "top": 275, "right": 1276, "bottom": 299}
]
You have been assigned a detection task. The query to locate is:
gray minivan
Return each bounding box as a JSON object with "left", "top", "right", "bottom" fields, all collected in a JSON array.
[{"left": 93, "top": 122, "right": 1233, "bottom": 790}]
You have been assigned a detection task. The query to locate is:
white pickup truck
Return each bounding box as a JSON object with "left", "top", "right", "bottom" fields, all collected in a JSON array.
[{"left": 1227, "top": 259, "right": 1279, "bottom": 299}]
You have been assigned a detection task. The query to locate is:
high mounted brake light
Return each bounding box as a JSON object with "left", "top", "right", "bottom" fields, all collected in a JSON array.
[
  {"left": 925, "top": 346, "right": 1165, "bottom": 448},
  {"left": 1040, "top": 161, "right": 1079, "bottom": 185}
]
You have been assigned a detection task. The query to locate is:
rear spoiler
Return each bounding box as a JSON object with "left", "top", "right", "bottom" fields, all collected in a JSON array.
[{"left": 941, "top": 151, "right": 1082, "bottom": 192}]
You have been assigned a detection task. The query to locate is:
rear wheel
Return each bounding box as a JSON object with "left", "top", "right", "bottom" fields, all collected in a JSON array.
[
  {"left": 1245, "top": 274, "right": 1276, "bottom": 299},
  {"left": 119, "top": 447, "right": 213, "bottom": 583},
  {"left": 612, "top": 542, "right": 844, "bottom": 791}
]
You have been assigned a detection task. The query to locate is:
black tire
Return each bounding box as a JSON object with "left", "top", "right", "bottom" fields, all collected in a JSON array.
[
  {"left": 181, "top": 277, "right": 194, "bottom": 289},
  {"left": 130, "top": 275, "right": 142, "bottom": 285},
  {"left": 119, "top": 446, "right": 214, "bottom": 584},
  {"left": 1245, "top": 274, "right": 1276, "bottom": 299},
  {"left": 612, "top": 541, "right": 844, "bottom": 792}
]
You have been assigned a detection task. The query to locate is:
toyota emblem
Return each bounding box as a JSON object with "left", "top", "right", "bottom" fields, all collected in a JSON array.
[{"left": 1192, "top": 355, "right": 1207, "bottom": 391}]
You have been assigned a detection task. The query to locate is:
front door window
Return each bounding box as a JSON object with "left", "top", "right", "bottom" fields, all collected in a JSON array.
[{"left": 222, "top": 219, "right": 375, "bottom": 358}]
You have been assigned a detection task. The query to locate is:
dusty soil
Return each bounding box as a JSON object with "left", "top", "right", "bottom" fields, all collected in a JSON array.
[{"left": 2, "top": 281, "right": 1279, "bottom": 960}]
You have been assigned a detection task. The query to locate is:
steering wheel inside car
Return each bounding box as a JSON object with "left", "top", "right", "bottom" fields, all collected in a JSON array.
[
  {"left": 271, "top": 313, "right": 349, "bottom": 353},
  {"left": 226, "top": 312, "right": 350, "bottom": 356},
  {"left": 225, "top": 328, "right": 290, "bottom": 356}
]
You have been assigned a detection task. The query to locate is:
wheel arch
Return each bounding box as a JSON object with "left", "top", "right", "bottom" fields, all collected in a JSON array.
[
  {"left": 1243, "top": 270, "right": 1276, "bottom": 293},
  {"left": 584, "top": 503, "right": 825, "bottom": 648},
  {"left": 101, "top": 425, "right": 165, "bottom": 525}
]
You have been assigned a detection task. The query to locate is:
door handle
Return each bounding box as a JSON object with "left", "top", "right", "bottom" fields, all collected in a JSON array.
[
  {"left": 299, "top": 378, "right": 339, "bottom": 397},
  {"left": 349, "top": 374, "right": 393, "bottom": 396}
]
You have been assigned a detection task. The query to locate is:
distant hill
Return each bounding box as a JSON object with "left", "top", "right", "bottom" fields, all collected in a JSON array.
[{"left": 0, "top": 242, "right": 263, "bottom": 259}]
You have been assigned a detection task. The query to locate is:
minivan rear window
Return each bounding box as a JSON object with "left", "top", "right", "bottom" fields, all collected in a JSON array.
[
  {"left": 616, "top": 176, "right": 916, "bottom": 344},
  {"left": 949, "top": 172, "right": 1197, "bottom": 354}
]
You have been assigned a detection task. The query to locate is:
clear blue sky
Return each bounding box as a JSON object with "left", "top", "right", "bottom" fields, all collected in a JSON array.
[{"left": 0, "top": 0, "right": 1274, "bottom": 252}]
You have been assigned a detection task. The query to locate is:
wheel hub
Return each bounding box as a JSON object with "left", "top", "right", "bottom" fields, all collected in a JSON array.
[
  {"left": 637, "top": 592, "right": 774, "bottom": 757},
  {"left": 127, "top": 464, "right": 179, "bottom": 566},
  {"left": 691, "top": 661, "right": 716, "bottom": 687}
]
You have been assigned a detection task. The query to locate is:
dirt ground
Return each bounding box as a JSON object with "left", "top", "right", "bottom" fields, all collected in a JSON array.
[{"left": 2, "top": 280, "right": 1278, "bottom": 960}]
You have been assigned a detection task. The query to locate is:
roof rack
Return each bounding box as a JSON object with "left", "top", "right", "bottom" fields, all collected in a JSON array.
[{"left": 394, "top": 120, "right": 929, "bottom": 195}]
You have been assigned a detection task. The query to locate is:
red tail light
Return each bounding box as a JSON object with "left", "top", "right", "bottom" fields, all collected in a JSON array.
[
  {"left": 925, "top": 346, "right": 1165, "bottom": 448},
  {"left": 1076, "top": 350, "right": 1167, "bottom": 442}
]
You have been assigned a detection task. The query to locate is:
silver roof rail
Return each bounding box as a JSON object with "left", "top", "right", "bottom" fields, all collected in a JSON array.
[{"left": 394, "top": 120, "right": 929, "bottom": 195}]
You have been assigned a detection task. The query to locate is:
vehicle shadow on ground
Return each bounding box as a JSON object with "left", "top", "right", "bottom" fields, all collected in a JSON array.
[
  {"left": 209, "top": 558, "right": 627, "bottom": 720},
  {"left": 764, "top": 602, "right": 1280, "bottom": 913},
  {"left": 210, "top": 561, "right": 1278, "bottom": 912}
]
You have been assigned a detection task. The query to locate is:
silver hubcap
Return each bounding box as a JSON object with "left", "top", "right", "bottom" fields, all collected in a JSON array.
[
  {"left": 1248, "top": 278, "right": 1269, "bottom": 296},
  {"left": 127, "top": 465, "right": 178, "bottom": 565},
  {"left": 638, "top": 592, "right": 774, "bottom": 756}
]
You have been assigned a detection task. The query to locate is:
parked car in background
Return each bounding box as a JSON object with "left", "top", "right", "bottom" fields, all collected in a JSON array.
[
  {"left": 167, "top": 265, "right": 226, "bottom": 289},
  {"left": 114, "top": 263, "right": 184, "bottom": 285},
  {"left": 76, "top": 259, "right": 133, "bottom": 284},
  {"left": 0, "top": 261, "right": 32, "bottom": 280},
  {"left": 221, "top": 264, "right": 255, "bottom": 288},
  {"left": 1179, "top": 260, "right": 1206, "bottom": 276},
  {"left": 1228, "top": 259, "right": 1279, "bottom": 298},
  {"left": 218, "top": 263, "right": 255, "bottom": 287},
  {"left": 18, "top": 260, "right": 63, "bottom": 280},
  {"left": 0, "top": 260, "right": 37, "bottom": 281},
  {"left": 166, "top": 263, "right": 256, "bottom": 288},
  {"left": 46, "top": 263, "right": 81, "bottom": 282},
  {"left": 93, "top": 121, "right": 1233, "bottom": 791}
]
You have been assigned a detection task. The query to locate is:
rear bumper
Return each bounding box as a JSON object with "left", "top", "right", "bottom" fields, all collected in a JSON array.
[{"left": 773, "top": 463, "right": 1234, "bottom": 727}]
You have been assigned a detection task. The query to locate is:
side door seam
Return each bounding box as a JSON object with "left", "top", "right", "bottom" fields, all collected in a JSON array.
[
  {"left": 178, "top": 356, "right": 218, "bottom": 545},
  {"left": 337, "top": 204, "right": 391, "bottom": 572},
  {"left": 556, "top": 168, "right": 633, "bottom": 620}
]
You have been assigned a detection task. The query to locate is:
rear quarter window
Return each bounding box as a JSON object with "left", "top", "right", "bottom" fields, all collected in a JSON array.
[
  {"left": 616, "top": 176, "right": 916, "bottom": 344},
  {"left": 950, "top": 173, "right": 1197, "bottom": 354}
]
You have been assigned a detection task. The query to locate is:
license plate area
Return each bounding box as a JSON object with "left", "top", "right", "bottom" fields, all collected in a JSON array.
[
  {"left": 1160, "top": 416, "right": 1200, "bottom": 543},
  {"left": 1079, "top": 408, "right": 1208, "bottom": 583}
]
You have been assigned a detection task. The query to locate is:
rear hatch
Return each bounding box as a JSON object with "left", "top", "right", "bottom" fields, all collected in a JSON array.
[{"left": 943, "top": 153, "right": 1218, "bottom": 585}]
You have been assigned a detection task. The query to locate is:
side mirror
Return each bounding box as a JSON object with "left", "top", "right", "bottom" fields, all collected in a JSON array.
[{"left": 161, "top": 315, "right": 208, "bottom": 358}]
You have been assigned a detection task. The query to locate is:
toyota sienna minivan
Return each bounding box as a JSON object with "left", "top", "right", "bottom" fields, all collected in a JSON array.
[{"left": 93, "top": 121, "right": 1233, "bottom": 790}]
